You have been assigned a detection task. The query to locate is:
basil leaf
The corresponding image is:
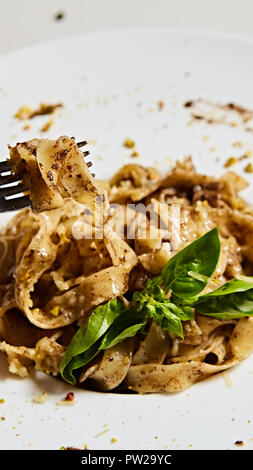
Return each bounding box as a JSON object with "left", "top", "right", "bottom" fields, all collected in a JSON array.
[
  {"left": 161, "top": 228, "right": 220, "bottom": 299},
  {"left": 194, "top": 278, "right": 253, "bottom": 319},
  {"left": 171, "top": 293, "right": 200, "bottom": 306},
  {"left": 143, "top": 276, "right": 164, "bottom": 299},
  {"left": 178, "top": 306, "right": 195, "bottom": 321},
  {"left": 197, "top": 278, "right": 253, "bottom": 296},
  {"left": 99, "top": 309, "right": 147, "bottom": 350},
  {"left": 62, "top": 340, "right": 101, "bottom": 384},
  {"left": 60, "top": 298, "right": 124, "bottom": 384},
  {"left": 153, "top": 303, "right": 184, "bottom": 338}
]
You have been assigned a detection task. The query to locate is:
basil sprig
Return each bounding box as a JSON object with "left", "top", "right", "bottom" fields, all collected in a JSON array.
[{"left": 60, "top": 228, "right": 253, "bottom": 384}]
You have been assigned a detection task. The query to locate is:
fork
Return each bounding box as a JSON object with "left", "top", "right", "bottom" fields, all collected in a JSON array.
[{"left": 0, "top": 140, "right": 92, "bottom": 212}]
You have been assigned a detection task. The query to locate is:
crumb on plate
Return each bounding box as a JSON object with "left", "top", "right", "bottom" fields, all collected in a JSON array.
[
  {"left": 54, "top": 11, "right": 65, "bottom": 21},
  {"left": 41, "top": 119, "right": 54, "bottom": 132},
  {"left": 234, "top": 440, "right": 244, "bottom": 446},
  {"left": 123, "top": 138, "right": 135, "bottom": 149},
  {"left": 33, "top": 392, "right": 49, "bottom": 404},
  {"left": 158, "top": 101, "right": 164, "bottom": 110},
  {"left": 56, "top": 392, "right": 75, "bottom": 406},
  {"left": 245, "top": 163, "right": 253, "bottom": 173},
  {"left": 225, "top": 157, "right": 237, "bottom": 168},
  {"left": 15, "top": 103, "right": 62, "bottom": 120}
]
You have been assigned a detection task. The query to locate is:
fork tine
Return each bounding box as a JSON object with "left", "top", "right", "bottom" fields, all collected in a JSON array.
[
  {"left": 2, "top": 183, "right": 27, "bottom": 198},
  {"left": 0, "top": 138, "right": 93, "bottom": 213},
  {"left": 0, "top": 161, "right": 12, "bottom": 172},
  {"left": 77, "top": 140, "right": 87, "bottom": 148},
  {"left": 76, "top": 141, "right": 92, "bottom": 159},
  {"left": 0, "top": 173, "right": 19, "bottom": 185},
  {"left": 0, "top": 195, "right": 31, "bottom": 212}
]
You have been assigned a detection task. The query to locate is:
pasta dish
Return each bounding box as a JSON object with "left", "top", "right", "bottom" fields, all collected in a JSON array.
[{"left": 1, "top": 135, "right": 253, "bottom": 393}]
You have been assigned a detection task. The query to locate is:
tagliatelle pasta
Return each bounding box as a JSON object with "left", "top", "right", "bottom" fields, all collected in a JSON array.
[{"left": 1, "top": 136, "right": 253, "bottom": 393}]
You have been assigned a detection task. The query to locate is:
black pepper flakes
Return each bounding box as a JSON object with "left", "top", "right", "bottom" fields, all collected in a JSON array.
[
  {"left": 54, "top": 12, "right": 65, "bottom": 21},
  {"left": 234, "top": 440, "right": 244, "bottom": 446},
  {"left": 184, "top": 100, "right": 193, "bottom": 108}
]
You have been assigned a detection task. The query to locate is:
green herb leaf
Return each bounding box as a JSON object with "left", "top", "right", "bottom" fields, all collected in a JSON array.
[
  {"left": 99, "top": 309, "right": 147, "bottom": 350},
  {"left": 194, "top": 278, "right": 253, "bottom": 319},
  {"left": 152, "top": 303, "right": 183, "bottom": 338},
  {"left": 60, "top": 298, "right": 125, "bottom": 384},
  {"left": 61, "top": 339, "right": 102, "bottom": 384},
  {"left": 143, "top": 276, "right": 164, "bottom": 299},
  {"left": 161, "top": 228, "right": 220, "bottom": 299},
  {"left": 178, "top": 306, "right": 195, "bottom": 321},
  {"left": 152, "top": 302, "right": 194, "bottom": 338}
]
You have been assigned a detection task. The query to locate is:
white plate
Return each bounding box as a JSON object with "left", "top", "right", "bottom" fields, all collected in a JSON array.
[{"left": 1, "top": 28, "right": 253, "bottom": 450}]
